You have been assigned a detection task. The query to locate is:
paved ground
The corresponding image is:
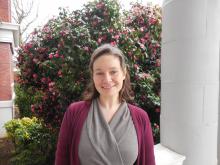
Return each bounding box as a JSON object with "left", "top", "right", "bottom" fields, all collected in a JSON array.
[{"left": 0, "top": 137, "right": 14, "bottom": 165}]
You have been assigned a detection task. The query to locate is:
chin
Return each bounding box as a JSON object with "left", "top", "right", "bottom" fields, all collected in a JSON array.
[{"left": 99, "top": 90, "right": 119, "bottom": 97}]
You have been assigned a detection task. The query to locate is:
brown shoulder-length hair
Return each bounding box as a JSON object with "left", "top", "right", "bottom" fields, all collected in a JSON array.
[{"left": 82, "top": 44, "right": 134, "bottom": 102}]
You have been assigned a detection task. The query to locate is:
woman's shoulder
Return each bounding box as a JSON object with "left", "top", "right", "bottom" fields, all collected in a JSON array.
[
  {"left": 67, "top": 100, "right": 91, "bottom": 114},
  {"left": 68, "top": 100, "right": 90, "bottom": 109},
  {"left": 128, "top": 103, "right": 150, "bottom": 123},
  {"left": 128, "top": 104, "right": 148, "bottom": 115}
]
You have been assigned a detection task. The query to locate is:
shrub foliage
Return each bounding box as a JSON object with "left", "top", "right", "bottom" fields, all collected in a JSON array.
[
  {"left": 4, "top": 117, "right": 56, "bottom": 165},
  {"left": 16, "top": 0, "right": 161, "bottom": 142}
]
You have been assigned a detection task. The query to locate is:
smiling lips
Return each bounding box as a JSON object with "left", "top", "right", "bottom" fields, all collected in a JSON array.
[{"left": 102, "top": 85, "right": 115, "bottom": 89}]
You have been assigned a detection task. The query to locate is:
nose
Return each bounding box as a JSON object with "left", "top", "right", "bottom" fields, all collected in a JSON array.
[{"left": 103, "top": 73, "right": 112, "bottom": 83}]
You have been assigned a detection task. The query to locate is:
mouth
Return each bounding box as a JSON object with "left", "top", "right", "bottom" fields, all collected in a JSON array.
[{"left": 102, "top": 85, "right": 115, "bottom": 89}]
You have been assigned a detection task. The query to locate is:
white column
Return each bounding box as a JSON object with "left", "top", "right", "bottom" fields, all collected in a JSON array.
[
  {"left": 161, "top": 0, "right": 219, "bottom": 165},
  {"left": 218, "top": 102, "right": 220, "bottom": 165}
]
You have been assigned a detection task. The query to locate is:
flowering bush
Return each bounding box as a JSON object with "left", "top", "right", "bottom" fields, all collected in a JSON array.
[
  {"left": 4, "top": 117, "right": 56, "bottom": 165},
  {"left": 16, "top": 0, "right": 161, "bottom": 142}
]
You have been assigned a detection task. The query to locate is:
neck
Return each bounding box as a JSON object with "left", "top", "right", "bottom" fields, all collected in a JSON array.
[{"left": 98, "top": 95, "right": 120, "bottom": 110}]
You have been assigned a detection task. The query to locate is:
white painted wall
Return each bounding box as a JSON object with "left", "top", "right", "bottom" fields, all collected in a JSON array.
[
  {"left": 161, "top": 0, "right": 219, "bottom": 164},
  {"left": 0, "top": 101, "right": 13, "bottom": 137},
  {"left": 0, "top": 22, "right": 19, "bottom": 46}
]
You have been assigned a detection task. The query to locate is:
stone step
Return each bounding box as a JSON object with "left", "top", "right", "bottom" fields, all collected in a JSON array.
[{"left": 154, "top": 144, "right": 186, "bottom": 165}]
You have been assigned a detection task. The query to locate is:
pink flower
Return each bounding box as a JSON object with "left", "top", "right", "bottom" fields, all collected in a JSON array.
[
  {"left": 134, "top": 64, "right": 139, "bottom": 69},
  {"left": 108, "top": 28, "right": 114, "bottom": 33},
  {"left": 155, "top": 43, "right": 160, "bottom": 48},
  {"left": 48, "top": 82, "right": 55, "bottom": 91},
  {"left": 154, "top": 123, "right": 160, "bottom": 129},
  {"left": 128, "top": 52, "right": 132, "bottom": 57},
  {"left": 46, "top": 34, "right": 52, "bottom": 40},
  {"left": 31, "top": 105, "right": 35, "bottom": 112},
  {"left": 134, "top": 75, "right": 139, "bottom": 80},
  {"left": 102, "top": 35, "right": 107, "bottom": 41},
  {"left": 54, "top": 53, "right": 59, "bottom": 58},
  {"left": 33, "top": 58, "right": 38, "bottom": 63},
  {"left": 114, "top": 35, "right": 120, "bottom": 40},
  {"left": 142, "top": 73, "right": 150, "bottom": 79},
  {"left": 32, "top": 74, "right": 38, "bottom": 79},
  {"left": 153, "top": 48, "right": 157, "bottom": 55},
  {"left": 42, "top": 26, "right": 50, "bottom": 33},
  {"left": 59, "top": 31, "right": 66, "bottom": 36},
  {"left": 26, "top": 43, "right": 33, "bottom": 49},
  {"left": 41, "top": 77, "right": 47, "bottom": 83},
  {"left": 49, "top": 53, "right": 53, "bottom": 59},
  {"left": 110, "top": 41, "right": 116, "bottom": 46},
  {"left": 43, "top": 95, "right": 48, "bottom": 101},
  {"left": 58, "top": 70, "right": 62, "bottom": 77},
  {"left": 156, "top": 59, "right": 160, "bottom": 67},
  {"left": 96, "top": 2, "right": 104, "bottom": 9},
  {"left": 140, "top": 43, "right": 145, "bottom": 49},
  {"left": 140, "top": 27, "right": 144, "bottom": 32},
  {"left": 83, "top": 46, "right": 89, "bottom": 52},
  {"left": 144, "top": 33, "right": 150, "bottom": 39},
  {"left": 149, "top": 18, "right": 157, "bottom": 25},
  {"left": 98, "top": 38, "right": 102, "bottom": 44},
  {"left": 48, "top": 82, "right": 55, "bottom": 87},
  {"left": 155, "top": 108, "right": 160, "bottom": 113},
  {"left": 140, "top": 38, "right": 146, "bottom": 44}
]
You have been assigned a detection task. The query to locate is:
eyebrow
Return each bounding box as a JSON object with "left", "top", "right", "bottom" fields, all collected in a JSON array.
[{"left": 94, "top": 67, "right": 119, "bottom": 71}]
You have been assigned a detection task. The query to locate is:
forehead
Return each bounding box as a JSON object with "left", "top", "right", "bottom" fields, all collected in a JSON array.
[{"left": 93, "top": 54, "right": 121, "bottom": 69}]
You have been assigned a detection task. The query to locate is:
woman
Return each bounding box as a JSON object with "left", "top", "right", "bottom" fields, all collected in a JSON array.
[{"left": 55, "top": 44, "right": 155, "bottom": 165}]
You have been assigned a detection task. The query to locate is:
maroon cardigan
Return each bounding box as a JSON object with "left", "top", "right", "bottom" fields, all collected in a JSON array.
[{"left": 55, "top": 101, "right": 155, "bottom": 165}]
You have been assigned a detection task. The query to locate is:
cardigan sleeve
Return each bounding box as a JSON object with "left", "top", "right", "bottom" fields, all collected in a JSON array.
[
  {"left": 55, "top": 109, "right": 71, "bottom": 165},
  {"left": 143, "top": 112, "right": 156, "bottom": 165}
]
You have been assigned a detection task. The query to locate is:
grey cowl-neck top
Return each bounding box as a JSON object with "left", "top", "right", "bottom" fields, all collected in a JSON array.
[{"left": 78, "top": 99, "right": 138, "bottom": 165}]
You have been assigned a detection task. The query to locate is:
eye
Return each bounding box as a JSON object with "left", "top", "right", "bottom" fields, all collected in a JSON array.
[
  {"left": 95, "top": 72, "right": 103, "bottom": 75},
  {"left": 110, "top": 70, "right": 118, "bottom": 74}
]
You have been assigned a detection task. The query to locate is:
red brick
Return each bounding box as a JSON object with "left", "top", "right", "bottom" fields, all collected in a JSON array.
[
  {"left": 0, "top": 44, "right": 11, "bottom": 62},
  {"left": 0, "top": 86, "right": 12, "bottom": 100},
  {"left": 0, "top": 0, "right": 11, "bottom": 22},
  {"left": 0, "top": 43, "right": 13, "bottom": 100},
  {"left": 0, "top": 0, "right": 13, "bottom": 100}
]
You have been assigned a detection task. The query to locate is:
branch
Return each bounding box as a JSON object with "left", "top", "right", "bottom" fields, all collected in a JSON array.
[
  {"left": 12, "top": 0, "right": 40, "bottom": 43},
  {"left": 21, "top": 19, "right": 36, "bottom": 35},
  {"left": 23, "top": 33, "right": 31, "bottom": 43},
  {"left": 24, "top": 1, "right": 34, "bottom": 17},
  {"left": 13, "top": 0, "right": 23, "bottom": 17}
]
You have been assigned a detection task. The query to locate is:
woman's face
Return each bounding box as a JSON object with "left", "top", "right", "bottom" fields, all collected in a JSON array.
[{"left": 92, "top": 54, "right": 126, "bottom": 99}]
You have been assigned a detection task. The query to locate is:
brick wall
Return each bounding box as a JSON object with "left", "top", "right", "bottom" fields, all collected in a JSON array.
[
  {"left": 0, "top": 0, "right": 11, "bottom": 22},
  {"left": 0, "top": 0, "right": 13, "bottom": 101},
  {"left": 0, "top": 43, "right": 13, "bottom": 100}
]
